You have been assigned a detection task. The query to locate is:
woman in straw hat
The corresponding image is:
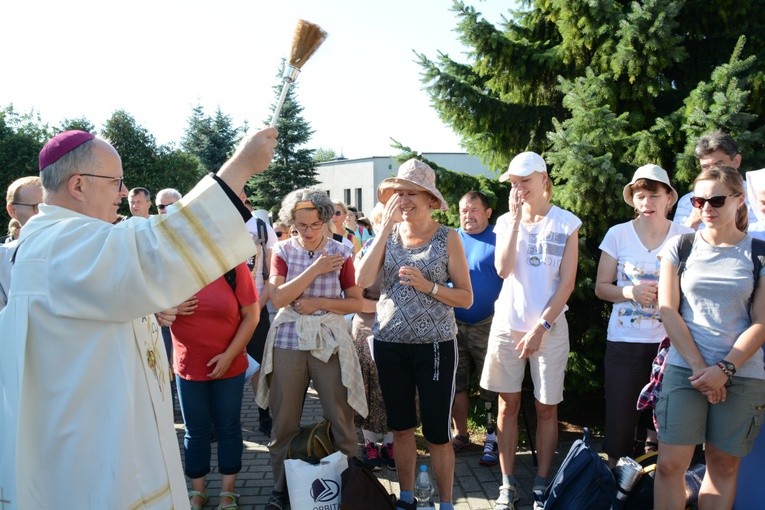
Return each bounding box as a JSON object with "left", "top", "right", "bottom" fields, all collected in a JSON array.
[
  {"left": 654, "top": 166, "right": 765, "bottom": 509},
  {"left": 356, "top": 159, "right": 472, "bottom": 510},
  {"left": 480, "top": 152, "right": 581, "bottom": 510},
  {"left": 256, "top": 188, "right": 365, "bottom": 510},
  {"left": 595, "top": 164, "right": 691, "bottom": 468}
]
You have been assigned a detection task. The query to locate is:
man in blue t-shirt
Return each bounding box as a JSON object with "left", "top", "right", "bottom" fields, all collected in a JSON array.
[{"left": 451, "top": 191, "right": 504, "bottom": 466}]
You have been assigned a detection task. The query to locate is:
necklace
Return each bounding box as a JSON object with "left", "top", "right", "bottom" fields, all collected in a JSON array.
[{"left": 299, "top": 236, "right": 324, "bottom": 258}]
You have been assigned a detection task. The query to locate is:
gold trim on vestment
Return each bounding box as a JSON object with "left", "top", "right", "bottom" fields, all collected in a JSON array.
[
  {"left": 127, "top": 481, "right": 171, "bottom": 510},
  {"left": 157, "top": 219, "right": 207, "bottom": 289},
  {"left": 179, "top": 206, "right": 229, "bottom": 276}
]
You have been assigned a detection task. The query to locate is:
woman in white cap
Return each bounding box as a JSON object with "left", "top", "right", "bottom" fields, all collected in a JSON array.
[
  {"left": 480, "top": 151, "right": 581, "bottom": 510},
  {"left": 356, "top": 159, "right": 472, "bottom": 510},
  {"left": 595, "top": 164, "right": 692, "bottom": 468},
  {"left": 654, "top": 166, "right": 765, "bottom": 509}
]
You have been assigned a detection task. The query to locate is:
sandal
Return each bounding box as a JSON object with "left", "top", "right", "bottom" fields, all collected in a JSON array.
[
  {"left": 217, "top": 491, "right": 240, "bottom": 510},
  {"left": 451, "top": 434, "right": 471, "bottom": 452},
  {"left": 188, "top": 490, "right": 208, "bottom": 510}
]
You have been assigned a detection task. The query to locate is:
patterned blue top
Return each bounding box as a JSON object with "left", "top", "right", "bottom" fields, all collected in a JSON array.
[{"left": 373, "top": 224, "right": 457, "bottom": 344}]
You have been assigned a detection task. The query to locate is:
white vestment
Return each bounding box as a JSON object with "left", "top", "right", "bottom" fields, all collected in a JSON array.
[
  {"left": 0, "top": 240, "right": 14, "bottom": 312},
  {"left": 0, "top": 176, "right": 254, "bottom": 509}
]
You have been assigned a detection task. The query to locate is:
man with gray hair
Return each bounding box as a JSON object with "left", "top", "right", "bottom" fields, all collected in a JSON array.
[
  {"left": 0, "top": 127, "right": 277, "bottom": 509},
  {"left": 156, "top": 187, "right": 182, "bottom": 214},
  {"left": 0, "top": 176, "right": 43, "bottom": 311}
]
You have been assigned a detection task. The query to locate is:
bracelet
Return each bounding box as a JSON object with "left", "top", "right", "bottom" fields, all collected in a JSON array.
[
  {"left": 717, "top": 360, "right": 736, "bottom": 387},
  {"left": 430, "top": 283, "right": 439, "bottom": 296},
  {"left": 537, "top": 318, "right": 552, "bottom": 330}
]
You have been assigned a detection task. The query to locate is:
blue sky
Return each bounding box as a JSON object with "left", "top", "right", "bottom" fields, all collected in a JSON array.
[{"left": 0, "top": 0, "right": 512, "bottom": 159}]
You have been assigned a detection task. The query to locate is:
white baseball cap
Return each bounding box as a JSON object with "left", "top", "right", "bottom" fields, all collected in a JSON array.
[{"left": 499, "top": 151, "right": 547, "bottom": 182}]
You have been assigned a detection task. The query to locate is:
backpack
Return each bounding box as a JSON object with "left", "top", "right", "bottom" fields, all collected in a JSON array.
[
  {"left": 339, "top": 456, "right": 397, "bottom": 510},
  {"left": 538, "top": 427, "right": 617, "bottom": 510},
  {"left": 287, "top": 419, "right": 337, "bottom": 464}
]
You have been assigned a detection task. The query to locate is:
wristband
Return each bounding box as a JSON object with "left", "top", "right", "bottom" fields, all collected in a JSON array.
[
  {"left": 538, "top": 318, "right": 552, "bottom": 330},
  {"left": 430, "top": 283, "right": 439, "bottom": 296}
]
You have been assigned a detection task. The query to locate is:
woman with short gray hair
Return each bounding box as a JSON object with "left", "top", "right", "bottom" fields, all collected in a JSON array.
[{"left": 257, "top": 188, "right": 365, "bottom": 510}]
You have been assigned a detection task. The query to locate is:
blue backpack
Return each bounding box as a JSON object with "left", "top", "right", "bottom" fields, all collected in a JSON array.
[{"left": 538, "top": 428, "right": 617, "bottom": 510}]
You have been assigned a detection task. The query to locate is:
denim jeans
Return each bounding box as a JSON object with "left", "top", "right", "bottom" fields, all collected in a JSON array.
[{"left": 176, "top": 373, "right": 245, "bottom": 478}]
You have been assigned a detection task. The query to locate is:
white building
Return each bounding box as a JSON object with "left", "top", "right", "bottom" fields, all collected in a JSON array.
[{"left": 314, "top": 152, "right": 497, "bottom": 214}]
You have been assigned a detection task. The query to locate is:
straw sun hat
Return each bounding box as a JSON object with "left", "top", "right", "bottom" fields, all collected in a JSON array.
[{"left": 377, "top": 159, "right": 448, "bottom": 211}]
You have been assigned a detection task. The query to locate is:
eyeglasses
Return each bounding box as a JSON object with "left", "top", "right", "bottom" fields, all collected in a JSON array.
[
  {"left": 334, "top": 210, "right": 343, "bottom": 216},
  {"left": 157, "top": 204, "right": 169, "bottom": 210},
  {"left": 690, "top": 193, "right": 742, "bottom": 209},
  {"left": 295, "top": 221, "right": 325, "bottom": 232},
  {"left": 275, "top": 231, "right": 285, "bottom": 238},
  {"left": 77, "top": 173, "right": 125, "bottom": 191},
  {"left": 12, "top": 202, "right": 40, "bottom": 212}
]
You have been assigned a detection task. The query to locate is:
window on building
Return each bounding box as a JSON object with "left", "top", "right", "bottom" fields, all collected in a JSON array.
[
  {"left": 355, "top": 188, "right": 362, "bottom": 212},
  {"left": 344, "top": 188, "right": 351, "bottom": 205}
]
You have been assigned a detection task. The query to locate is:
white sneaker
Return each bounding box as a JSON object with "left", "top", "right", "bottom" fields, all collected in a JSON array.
[{"left": 494, "top": 484, "right": 520, "bottom": 510}]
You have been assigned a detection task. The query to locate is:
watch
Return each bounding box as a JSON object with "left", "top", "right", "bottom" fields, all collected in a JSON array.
[
  {"left": 538, "top": 318, "right": 552, "bottom": 331},
  {"left": 719, "top": 359, "right": 737, "bottom": 376}
]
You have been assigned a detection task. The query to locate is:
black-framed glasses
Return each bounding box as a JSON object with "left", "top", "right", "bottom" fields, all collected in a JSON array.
[
  {"left": 690, "top": 193, "right": 742, "bottom": 209},
  {"left": 295, "top": 221, "right": 325, "bottom": 232},
  {"left": 11, "top": 202, "right": 40, "bottom": 212},
  {"left": 77, "top": 173, "right": 125, "bottom": 191}
]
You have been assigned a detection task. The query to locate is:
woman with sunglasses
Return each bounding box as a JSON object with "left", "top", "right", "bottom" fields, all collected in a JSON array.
[
  {"left": 654, "top": 166, "right": 765, "bottom": 509},
  {"left": 256, "top": 188, "right": 365, "bottom": 510},
  {"left": 331, "top": 200, "right": 362, "bottom": 254},
  {"left": 595, "top": 165, "right": 692, "bottom": 467}
]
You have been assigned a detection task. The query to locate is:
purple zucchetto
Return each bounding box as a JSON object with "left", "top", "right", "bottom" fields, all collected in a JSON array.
[{"left": 39, "top": 130, "right": 95, "bottom": 171}]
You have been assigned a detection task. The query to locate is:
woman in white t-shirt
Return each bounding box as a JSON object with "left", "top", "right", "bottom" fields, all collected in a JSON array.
[
  {"left": 480, "top": 152, "right": 581, "bottom": 509},
  {"left": 595, "top": 164, "right": 692, "bottom": 467}
]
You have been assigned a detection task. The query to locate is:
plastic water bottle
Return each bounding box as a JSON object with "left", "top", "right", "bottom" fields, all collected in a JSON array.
[{"left": 414, "top": 464, "right": 436, "bottom": 509}]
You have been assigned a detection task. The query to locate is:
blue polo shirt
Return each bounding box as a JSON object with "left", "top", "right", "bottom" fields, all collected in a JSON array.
[{"left": 454, "top": 225, "right": 503, "bottom": 325}]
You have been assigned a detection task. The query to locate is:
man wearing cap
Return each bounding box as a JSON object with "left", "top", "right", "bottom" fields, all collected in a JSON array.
[
  {"left": 0, "top": 176, "right": 43, "bottom": 312},
  {"left": 450, "top": 191, "right": 503, "bottom": 467},
  {"left": 0, "top": 127, "right": 277, "bottom": 509}
]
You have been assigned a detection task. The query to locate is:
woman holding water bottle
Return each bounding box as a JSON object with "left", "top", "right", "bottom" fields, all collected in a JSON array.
[{"left": 595, "top": 164, "right": 691, "bottom": 467}]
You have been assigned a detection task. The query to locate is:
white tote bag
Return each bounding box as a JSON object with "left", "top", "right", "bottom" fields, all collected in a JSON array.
[{"left": 284, "top": 450, "right": 348, "bottom": 509}]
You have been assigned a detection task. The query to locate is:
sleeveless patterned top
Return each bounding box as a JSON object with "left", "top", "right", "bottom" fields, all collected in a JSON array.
[{"left": 373, "top": 223, "right": 457, "bottom": 344}]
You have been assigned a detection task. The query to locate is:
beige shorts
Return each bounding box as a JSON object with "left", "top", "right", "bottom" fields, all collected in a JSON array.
[{"left": 480, "top": 317, "right": 570, "bottom": 405}]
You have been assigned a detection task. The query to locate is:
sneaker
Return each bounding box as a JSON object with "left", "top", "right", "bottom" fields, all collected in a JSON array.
[
  {"left": 380, "top": 442, "right": 396, "bottom": 470},
  {"left": 265, "top": 490, "right": 289, "bottom": 510},
  {"left": 362, "top": 440, "right": 383, "bottom": 471},
  {"left": 395, "top": 498, "right": 417, "bottom": 510},
  {"left": 494, "top": 484, "right": 520, "bottom": 510},
  {"left": 532, "top": 476, "right": 549, "bottom": 508},
  {"left": 479, "top": 439, "right": 499, "bottom": 466}
]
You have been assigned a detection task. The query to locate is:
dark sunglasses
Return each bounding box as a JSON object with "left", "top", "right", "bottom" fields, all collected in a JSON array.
[
  {"left": 275, "top": 231, "right": 285, "bottom": 238},
  {"left": 334, "top": 210, "right": 343, "bottom": 216},
  {"left": 690, "top": 193, "right": 741, "bottom": 209},
  {"left": 157, "top": 204, "right": 169, "bottom": 210}
]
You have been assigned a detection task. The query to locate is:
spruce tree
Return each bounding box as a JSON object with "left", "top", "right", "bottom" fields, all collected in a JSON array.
[
  {"left": 419, "top": 0, "right": 765, "bottom": 397},
  {"left": 249, "top": 61, "right": 318, "bottom": 215}
]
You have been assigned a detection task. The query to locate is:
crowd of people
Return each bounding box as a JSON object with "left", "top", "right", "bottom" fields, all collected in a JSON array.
[{"left": 0, "top": 127, "right": 764, "bottom": 510}]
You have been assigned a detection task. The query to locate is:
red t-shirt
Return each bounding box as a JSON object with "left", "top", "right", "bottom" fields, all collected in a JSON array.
[{"left": 171, "top": 263, "right": 258, "bottom": 380}]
